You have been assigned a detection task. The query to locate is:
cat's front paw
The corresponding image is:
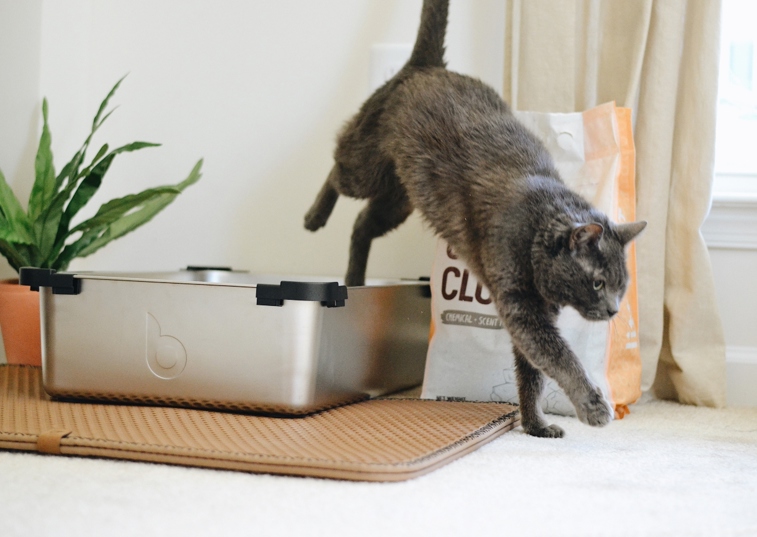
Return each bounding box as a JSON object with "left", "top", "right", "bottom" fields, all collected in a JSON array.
[
  {"left": 575, "top": 388, "right": 613, "bottom": 427},
  {"left": 523, "top": 422, "right": 565, "bottom": 438}
]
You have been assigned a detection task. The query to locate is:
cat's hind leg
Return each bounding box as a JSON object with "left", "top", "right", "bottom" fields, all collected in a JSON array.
[
  {"left": 514, "top": 348, "right": 565, "bottom": 438},
  {"left": 304, "top": 165, "right": 340, "bottom": 231},
  {"left": 345, "top": 189, "right": 412, "bottom": 286}
]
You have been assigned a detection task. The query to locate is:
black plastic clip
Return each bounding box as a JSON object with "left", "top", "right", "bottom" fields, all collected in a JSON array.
[
  {"left": 256, "top": 281, "right": 348, "bottom": 308},
  {"left": 19, "top": 267, "right": 81, "bottom": 295},
  {"left": 185, "top": 266, "right": 233, "bottom": 272}
]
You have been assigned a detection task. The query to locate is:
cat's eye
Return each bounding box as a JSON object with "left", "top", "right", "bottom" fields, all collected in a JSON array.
[{"left": 593, "top": 280, "right": 605, "bottom": 291}]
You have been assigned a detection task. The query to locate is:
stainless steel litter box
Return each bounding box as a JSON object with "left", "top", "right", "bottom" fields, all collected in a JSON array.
[{"left": 20, "top": 268, "right": 431, "bottom": 415}]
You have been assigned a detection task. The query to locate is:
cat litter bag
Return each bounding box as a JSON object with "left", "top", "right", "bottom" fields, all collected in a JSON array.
[{"left": 421, "top": 102, "right": 642, "bottom": 418}]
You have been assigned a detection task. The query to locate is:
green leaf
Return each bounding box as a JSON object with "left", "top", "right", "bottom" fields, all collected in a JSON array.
[
  {"left": 54, "top": 191, "right": 179, "bottom": 270},
  {"left": 31, "top": 187, "right": 78, "bottom": 263},
  {"left": 0, "top": 220, "right": 30, "bottom": 246},
  {"left": 18, "top": 243, "right": 43, "bottom": 269},
  {"left": 57, "top": 158, "right": 203, "bottom": 267},
  {"left": 45, "top": 141, "right": 162, "bottom": 264},
  {"left": 61, "top": 149, "right": 111, "bottom": 226},
  {"left": 77, "top": 142, "right": 160, "bottom": 182},
  {"left": 34, "top": 152, "right": 118, "bottom": 262},
  {"left": 42, "top": 77, "right": 149, "bottom": 228},
  {"left": 75, "top": 193, "right": 177, "bottom": 260},
  {"left": 53, "top": 76, "right": 127, "bottom": 194},
  {"left": 71, "top": 107, "right": 118, "bottom": 180},
  {"left": 179, "top": 158, "right": 204, "bottom": 188},
  {"left": 70, "top": 185, "right": 180, "bottom": 235},
  {"left": 27, "top": 99, "right": 57, "bottom": 221},
  {"left": 42, "top": 153, "right": 118, "bottom": 266},
  {"left": 0, "top": 240, "right": 29, "bottom": 272},
  {"left": 75, "top": 143, "right": 109, "bottom": 181},
  {"left": 52, "top": 227, "right": 102, "bottom": 271},
  {"left": 109, "top": 141, "right": 161, "bottom": 156},
  {"left": 0, "top": 168, "right": 35, "bottom": 245},
  {"left": 53, "top": 152, "right": 82, "bottom": 194},
  {"left": 92, "top": 75, "right": 126, "bottom": 131}
]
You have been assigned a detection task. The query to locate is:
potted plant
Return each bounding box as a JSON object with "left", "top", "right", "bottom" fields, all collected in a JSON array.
[{"left": 0, "top": 76, "right": 202, "bottom": 366}]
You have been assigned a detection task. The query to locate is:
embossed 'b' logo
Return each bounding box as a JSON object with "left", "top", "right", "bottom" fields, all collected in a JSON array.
[{"left": 146, "top": 313, "right": 187, "bottom": 380}]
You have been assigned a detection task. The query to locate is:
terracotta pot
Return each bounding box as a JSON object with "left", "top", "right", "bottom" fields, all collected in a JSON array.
[{"left": 0, "top": 279, "right": 41, "bottom": 366}]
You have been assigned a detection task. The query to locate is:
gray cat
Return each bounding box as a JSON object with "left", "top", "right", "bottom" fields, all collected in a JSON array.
[{"left": 304, "top": 0, "right": 646, "bottom": 437}]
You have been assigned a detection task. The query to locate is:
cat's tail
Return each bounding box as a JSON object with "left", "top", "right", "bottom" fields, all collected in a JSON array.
[{"left": 406, "top": 0, "right": 449, "bottom": 69}]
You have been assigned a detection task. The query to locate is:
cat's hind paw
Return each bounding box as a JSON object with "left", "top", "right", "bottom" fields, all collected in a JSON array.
[
  {"left": 575, "top": 388, "right": 613, "bottom": 427},
  {"left": 523, "top": 422, "right": 565, "bottom": 438},
  {"left": 304, "top": 210, "right": 328, "bottom": 231}
]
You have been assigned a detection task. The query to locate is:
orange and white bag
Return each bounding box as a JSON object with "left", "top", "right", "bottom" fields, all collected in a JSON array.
[{"left": 421, "top": 102, "right": 642, "bottom": 418}]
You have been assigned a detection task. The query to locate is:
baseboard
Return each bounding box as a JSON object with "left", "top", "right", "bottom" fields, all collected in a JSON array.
[{"left": 726, "top": 345, "right": 757, "bottom": 407}]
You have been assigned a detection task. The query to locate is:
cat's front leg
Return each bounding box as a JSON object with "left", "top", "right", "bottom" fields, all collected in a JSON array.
[
  {"left": 499, "top": 294, "right": 613, "bottom": 430},
  {"left": 513, "top": 347, "right": 564, "bottom": 438}
]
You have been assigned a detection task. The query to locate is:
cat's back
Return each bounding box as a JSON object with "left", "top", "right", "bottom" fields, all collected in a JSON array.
[
  {"left": 380, "top": 69, "right": 560, "bottom": 275},
  {"left": 385, "top": 69, "right": 557, "bottom": 190}
]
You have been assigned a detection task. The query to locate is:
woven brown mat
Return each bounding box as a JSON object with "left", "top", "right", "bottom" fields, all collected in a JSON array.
[{"left": 0, "top": 365, "right": 519, "bottom": 481}]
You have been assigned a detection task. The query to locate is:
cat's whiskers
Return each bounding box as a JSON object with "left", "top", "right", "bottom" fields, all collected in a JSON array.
[{"left": 608, "top": 315, "right": 621, "bottom": 337}]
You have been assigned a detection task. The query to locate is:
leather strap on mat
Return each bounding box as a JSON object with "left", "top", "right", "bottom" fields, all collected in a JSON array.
[{"left": 0, "top": 366, "right": 519, "bottom": 481}]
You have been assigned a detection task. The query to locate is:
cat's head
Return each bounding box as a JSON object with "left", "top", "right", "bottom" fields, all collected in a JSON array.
[{"left": 533, "top": 219, "right": 647, "bottom": 321}]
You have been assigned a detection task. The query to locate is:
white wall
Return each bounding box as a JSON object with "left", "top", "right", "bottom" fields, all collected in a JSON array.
[
  {"left": 0, "top": 0, "right": 505, "bottom": 281},
  {"left": 0, "top": 1, "right": 42, "bottom": 282}
]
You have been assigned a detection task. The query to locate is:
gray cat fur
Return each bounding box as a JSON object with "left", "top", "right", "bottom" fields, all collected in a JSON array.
[{"left": 304, "top": 0, "right": 647, "bottom": 437}]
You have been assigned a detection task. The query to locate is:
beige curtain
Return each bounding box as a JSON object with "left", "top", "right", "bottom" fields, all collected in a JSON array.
[{"left": 503, "top": 0, "right": 726, "bottom": 407}]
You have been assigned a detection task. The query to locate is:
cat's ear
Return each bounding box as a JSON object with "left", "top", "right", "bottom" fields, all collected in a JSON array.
[
  {"left": 570, "top": 223, "right": 604, "bottom": 251},
  {"left": 616, "top": 221, "right": 647, "bottom": 245}
]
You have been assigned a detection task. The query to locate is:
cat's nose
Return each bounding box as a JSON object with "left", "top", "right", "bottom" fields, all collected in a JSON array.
[{"left": 606, "top": 297, "right": 620, "bottom": 318}]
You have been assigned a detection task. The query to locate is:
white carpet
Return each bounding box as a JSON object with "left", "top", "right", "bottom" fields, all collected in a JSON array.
[{"left": 2, "top": 399, "right": 756, "bottom": 537}]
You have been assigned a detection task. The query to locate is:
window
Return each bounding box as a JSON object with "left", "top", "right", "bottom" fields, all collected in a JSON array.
[
  {"left": 714, "top": 0, "right": 757, "bottom": 196},
  {"left": 702, "top": 0, "right": 757, "bottom": 249}
]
